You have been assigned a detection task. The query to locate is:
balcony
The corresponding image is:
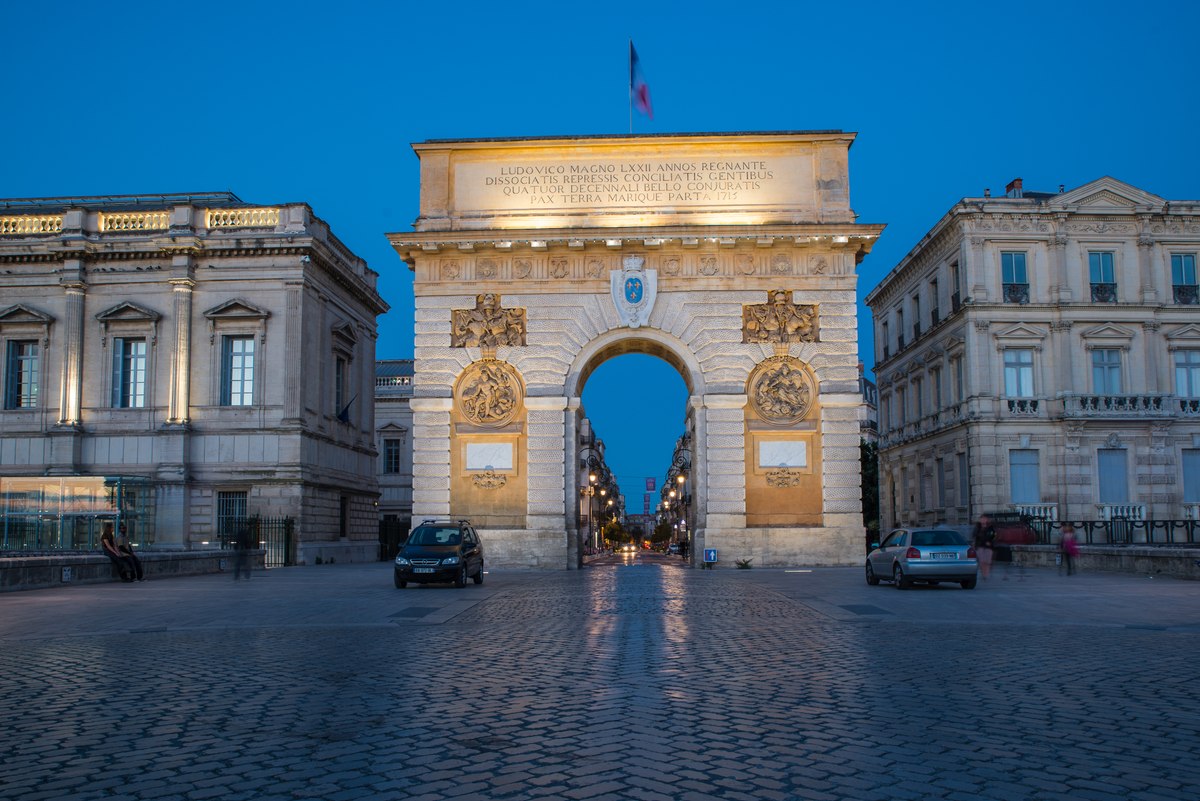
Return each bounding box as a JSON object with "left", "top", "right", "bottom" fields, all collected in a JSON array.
[
  {"left": 1097, "top": 504, "right": 1146, "bottom": 521},
  {"left": 1062, "top": 394, "right": 1171, "bottom": 418},
  {"left": 1006, "top": 398, "right": 1040, "bottom": 416},
  {"left": 1003, "top": 283, "right": 1029, "bottom": 304},
  {"left": 1182, "top": 398, "right": 1200, "bottom": 415},
  {"left": 1090, "top": 282, "right": 1117, "bottom": 303},
  {"left": 1011, "top": 503, "right": 1058, "bottom": 521},
  {"left": 1174, "top": 284, "right": 1199, "bottom": 305}
]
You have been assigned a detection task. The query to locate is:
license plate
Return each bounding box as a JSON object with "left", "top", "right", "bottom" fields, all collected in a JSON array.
[
  {"left": 932, "top": 552, "right": 956, "bottom": 559},
  {"left": 414, "top": 567, "right": 435, "bottom": 573}
]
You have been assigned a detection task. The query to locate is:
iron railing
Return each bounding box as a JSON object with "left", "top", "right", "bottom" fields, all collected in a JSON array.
[
  {"left": 1031, "top": 518, "right": 1200, "bottom": 546},
  {"left": 220, "top": 516, "right": 295, "bottom": 568}
]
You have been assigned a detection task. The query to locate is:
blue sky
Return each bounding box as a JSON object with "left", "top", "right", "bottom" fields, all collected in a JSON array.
[{"left": 5, "top": 0, "right": 1198, "bottom": 506}]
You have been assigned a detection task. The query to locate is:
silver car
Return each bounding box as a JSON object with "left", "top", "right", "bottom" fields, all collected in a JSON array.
[{"left": 866, "top": 528, "right": 978, "bottom": 590}]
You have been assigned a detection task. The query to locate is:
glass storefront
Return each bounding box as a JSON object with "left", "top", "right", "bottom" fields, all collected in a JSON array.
[{"left": 0, "top": 476, "right": 156, "bottom": 552}]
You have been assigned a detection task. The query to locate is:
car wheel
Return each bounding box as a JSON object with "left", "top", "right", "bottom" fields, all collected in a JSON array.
[
  {"left": 454, "top": 564, "right": 467, "bottom": 588},
  {"left": 961, "top": 577, "right": 977, "bottom": 590},
  {"left": 394, "top": 575, "right": 407, "bottom": 589},
  {"left": 865, "top": 562, "right": 880, "bottom": 586},
  {"left": 893, "top": 564, "right": 910, "bottom": 590},
  {"left": 473, "top": 563, "right": 484, "bottom": 585}
]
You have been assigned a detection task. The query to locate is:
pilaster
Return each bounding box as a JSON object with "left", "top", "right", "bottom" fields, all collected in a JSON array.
[
  {"left": 167, "top": 278, "right": 194, "bottom": 425},
  {"left": 57, "top": 264, "right": 86, "bottom": 427},
  {"left": 410, "top": 397, "right": 453, "bottom": 519},
  {"left": 524, "top": 396, "right": 567, "bottom": 531},
  {"left": 699, "top": 393, "right": 746, "bottom": 529}
]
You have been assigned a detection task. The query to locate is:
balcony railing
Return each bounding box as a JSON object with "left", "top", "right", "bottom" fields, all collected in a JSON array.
[
  {"left": 206, "top": 207, "right": 280, "bottom": 229},
  {"left": 1062, "top": 394, "right": 1170, "bottom": 418},
  {"left": 1098, "top": 504, "right": 1146, "bottom": 521},
  {"left": 1185, "top": 503, "right": 1200, "bottom": 521},
  {"left": 1090, "top": 282, "right": 1117, "bottom": 303},
  {"left": 1174, "top": 284, "right": 1199, "bottom": 305},
  {"left": 1003, "top": 283, "right": 1030, "bottom": 304},
  {"left": 1006, "top": 398, "right": 1040, "bottom": 415},
  {"left": 1012, "top": 503, "right": 1058, "bottom": 521},
  {"left": 0, "top": 214, "right": 63, "bottom": 235},
  {"left": 1182, "top": 398, "right": 1200, "bottom": 415}
]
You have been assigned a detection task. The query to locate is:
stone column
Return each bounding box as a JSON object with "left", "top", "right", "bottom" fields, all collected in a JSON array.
[
  {"left": 410, "top": 397, "right": 453, "bottom": 519},
  {"left": 968, "top": 236, "right": 987, "bottom": 302},
  {"left": 282, "top": 280, "right": 304, "bottom": 423},
  {"left": 57, "top": 266, "right": 86, "bottom": 427},
  {"left": 1142, "top": 320, "right": 1161, "bottom": 393},
  {"left": 699, "top": 393, "right": 746, "bottom": 532},
  {"left": 1051, "top": 222, "right": 1071, "bottom": 303},
  {"left": 1137, "top": 221, "right": 1157, "bottom": 304},
  {"left": 564, "top": 397, "right": 581, "bottom": 568},
  {"left": 525, "top": 397, "right": 568, "bottom": 561},
  {"left": 166, "top": 278, "right": 194, "bottom": 424}
]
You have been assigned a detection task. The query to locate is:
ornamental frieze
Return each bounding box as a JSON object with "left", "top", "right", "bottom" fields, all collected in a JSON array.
[
  {"left": 472, "top": 470, "right": 508, "bottom": 490},
  {"left": 748, "top": 356, "right": 815, "bottom": 425},
  {"left": 451, "top": 294, "right": 526, "bottom": 349},
  {"left": 742, "top": 289, "right": 818, "bottom": 344},
  {"left": 455, "top": 358, "right": 523, "bottom": 427},
  {"left": 765, "top": 468, "right": 802, "bottom": 488}
]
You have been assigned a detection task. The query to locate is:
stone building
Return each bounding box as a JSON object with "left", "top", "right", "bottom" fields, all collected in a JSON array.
[
  {"left": 0, "top": 193, "right": 388, "bottom": 562},
  {"left": 389, "top": 132, "right": 882, "bottom": 567},
  {"left": 865, "top": 177, "right": 1200, "bottom": 533},
  {"left": 375, "top": 359, "right": 414, "bottom": 539}
]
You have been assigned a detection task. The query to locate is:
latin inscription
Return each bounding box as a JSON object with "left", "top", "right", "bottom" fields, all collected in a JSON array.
[{"left": 456, "top": 155, "right": 815, "bottom": 212}]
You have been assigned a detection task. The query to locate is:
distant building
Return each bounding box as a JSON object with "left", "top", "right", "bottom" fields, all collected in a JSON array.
[
  {"left": 865, "top": 177, "right": 1200, "bottom": 532},
  {"left": 858, "top": 363, "right": 878, "bottom": 445},
  {"left": 0, "top": 193, "right": 388, "bottom": 562},
  {"left": 375, "top": 359, "right": 414, "bottom": 540}
]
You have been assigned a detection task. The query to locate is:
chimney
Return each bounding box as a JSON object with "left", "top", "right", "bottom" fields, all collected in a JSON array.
[
  {"left": 984, "top": 188, "right": 991, "bottom": 198},
  {"left": 1058, "top": 184, "right": 1065, "bottom": 193},
  {"left": 1005, "top": 177, "right": 1024, "bottom": 198}
]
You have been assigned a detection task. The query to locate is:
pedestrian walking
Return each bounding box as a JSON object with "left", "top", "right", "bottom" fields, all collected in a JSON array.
[
  {"left": 1059, "top": 523, "right": 1079, "bottom": 576},
  {"left": 972, "top": 514, "right": 996, "bottom": 580},
  {"left": 233, "top": 522, "right": 253, "bottom": 581}
]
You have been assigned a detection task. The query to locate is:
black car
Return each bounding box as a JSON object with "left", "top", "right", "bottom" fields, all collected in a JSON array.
[{"left": 393, "top": 520, "right": 484, "bottom": 588}]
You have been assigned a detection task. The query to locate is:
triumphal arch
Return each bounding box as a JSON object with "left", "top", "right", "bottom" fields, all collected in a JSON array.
[{"left": 388, "top": 132, "right": 883, "bottom": 568}]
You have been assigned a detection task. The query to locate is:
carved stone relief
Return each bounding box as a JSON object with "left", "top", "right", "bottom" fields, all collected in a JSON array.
[
  {"left": 586, "top": 258, "right": 604, "bottom": 278},
  {"left": 472, "top": 470, "right": 508, "bottom": 489},
  {"left": 748, "top": 356, "right": 815, "bottom": 425},
  {"left": 550, "top": 258, "right": 569, "bottom": 279},
  {"left": 662, "top": 257, "right": 680, "bottom": 276},
  {"left": 441, "top": 261, "right": 460, "bottom": 280},
  {"left": 771, "top": 254, "right": 792, "bottom": 275},
  {"left": 451, "top": 294, "right": 526, "bottom": 349},
  {"left": 699, "top": 256, "right": 719, "bottom": 276},
  {"left": 742, "top": 289, "right": 818, "bottom": 344},
  {"left": 455, "top": 359, "right": 523, "bottom": 427},
  {"left": 514, "top": 258, "right": 532, "bottom": 279},
  {"left": 477, "top": 258, "right": 498, "bottom": 279},
  {"left": 735, "top": 254, "right": 755, "bottom": 275},
  {"left": 765, "top": 468, "right": 802, "bottom": 488}
]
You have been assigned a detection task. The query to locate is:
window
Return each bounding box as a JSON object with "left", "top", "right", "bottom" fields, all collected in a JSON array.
[
  {"left": 881, "top": 322, "right": 890, "bottom": 360},
  {"left": 935, "top": 458, "right": 946, "bottom": 508},
  {"left": 112, "top": 337, "right": 147, "bottom": 408},
  {"left": 1001, "top": 252, "right": 1029, "bottom": 304},
  {"left": 911, "top": 295, "right": 921, "bottom": 338},
  {"left": 1003, "top": 349, "right": 1034, "bottom": 397},
  {"left": 221, "top": 336, "right": 255, "bottom": 406},
  {"left": 335, "top": 355, "right": 350, "bottom": 419},
  {"left": 1089, "top": 251, "right": 1117, "bottom": 302},
  {"left": 954, "top": 358, "right": 964, "bottom": 402},
  {"left": 897, "top": 389, "right": 907, "bottom": 426},
  {"left": 1173, "top": 254, "right": 1198, "bottom": 305},
  {"left": 950, "top": 261, "right": 961, "bottom": 310},
  {"left": 929, "top": 278, "right": 940, "bottom": 325},
  {"left": 1097, "top": 449, "right": 1129, "bottom": 504},
  {"left": 957, "top": 453, "right": 969, "bottom": 509},
  {"left": 913, "top": 378, "right": 924, "bottom": 419},
  {"left": 1091, "top": 349, "right": 1122, "bottom": 394},
  {"left": 383, "top": 438, "right": 402, "bottom": 474},
  {"left": 1009, "top": 449, "right": 1040, "bottom": 505},
  {"left": 1183, "top": 449, "right": 1200, "bottom": 503},
  {"left": 216, "top": 490, "right": 248, "bottom": 545},
  {"left": 931, "top": 368, "right": 942, "bottom": 410},
  {"left": 1176, "top": 350, "right": 1200, "bottom": 398},
  {"left": 896, "top": 309, "right": 905, "bottom": 349},
  {"left": 4, "top": 340, "right": 39, "bottom": 409}
]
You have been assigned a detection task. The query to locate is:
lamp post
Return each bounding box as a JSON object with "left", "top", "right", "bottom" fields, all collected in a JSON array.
[{"left": 580, "top": 472, "right": 597, "bottom": 551}]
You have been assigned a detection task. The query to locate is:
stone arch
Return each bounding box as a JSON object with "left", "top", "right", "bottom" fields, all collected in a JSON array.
[{"left": 390, "top": 132, "right": 883, "bottom": 569}]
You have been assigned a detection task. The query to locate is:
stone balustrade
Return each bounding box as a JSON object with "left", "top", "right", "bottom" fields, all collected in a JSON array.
[
  {"left": 205, "top": 207, "right": 280, "bottom": 229},
  {"left": 1063, "top": 393, "right": 1171, "bottom": 418},
  {"left": 0, "top": 214, "right": 63, "bottom": 235},
  {"left": 99, "top": 211, "right": 170, "bottom": 231}
]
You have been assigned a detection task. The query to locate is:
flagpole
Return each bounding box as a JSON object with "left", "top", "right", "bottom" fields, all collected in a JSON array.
[{"left": 628, "top": 39, "right": 633, "bottom": 134}]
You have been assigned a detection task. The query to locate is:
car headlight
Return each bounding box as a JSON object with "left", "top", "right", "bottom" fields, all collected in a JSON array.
[
  {"left": 442, "top": 555, "right": 461, "bottom": 566},
  {"left": 394, "top": 556, "right": 411, "bottom": 566}
]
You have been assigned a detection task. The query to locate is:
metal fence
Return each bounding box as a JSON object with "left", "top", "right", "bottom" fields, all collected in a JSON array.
[
  {"left": 220, "top": 516, "right": 295, "bottom": 568},
  {"left": 1031, "top": 518, "right": 1200, "bottom": 546}
]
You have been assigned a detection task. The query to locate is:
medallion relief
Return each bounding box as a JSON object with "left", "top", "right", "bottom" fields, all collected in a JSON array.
[
  {"left": 514, "top": 258, "right": 532, "bottom": 279},
  {"left": 699, "top": 256, "right": 719, "bottom": 276},
  {"left": 742, "top": 289, "right": 818, "bottom": 344},
  {"left": 770, "top": 254, "right": 792, "bottom": 275},
  {"left": 451, "top": 294, "right": 526, "bottom": 349},
  {"left": 455, "top": 359, "right": 524, "bottom": 427},
  {"left": 736, "top": 254, "right": 755, "bottom": 275},
  {"left": 441, "top": 261, "right": 460, "bottom": 280},
  {"left": 748, "top": 356, "right": 815, "bottom": 425},
  {"left": 550, "top": 257, "right": 569, "bottom": 279},
  {"left": 477, "top": 258, "right": 498, "bottom": 279},
  {"left": 662, "top": 257, "right": 680, "bottom": 276}
]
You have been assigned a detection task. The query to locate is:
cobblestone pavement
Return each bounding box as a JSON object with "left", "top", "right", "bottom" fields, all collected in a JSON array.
[{"left": 2, "top": 556, "right": 1199, "bottom": 801}]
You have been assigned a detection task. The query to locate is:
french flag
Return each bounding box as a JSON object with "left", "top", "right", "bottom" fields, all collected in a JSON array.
[{"left": 630, "top": 41, "right": 653, "bottom": 120}]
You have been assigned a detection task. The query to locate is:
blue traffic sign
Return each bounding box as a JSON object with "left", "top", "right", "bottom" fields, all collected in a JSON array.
[{"left": 703, "top": 549, "right": 717, "bottom": 563}]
